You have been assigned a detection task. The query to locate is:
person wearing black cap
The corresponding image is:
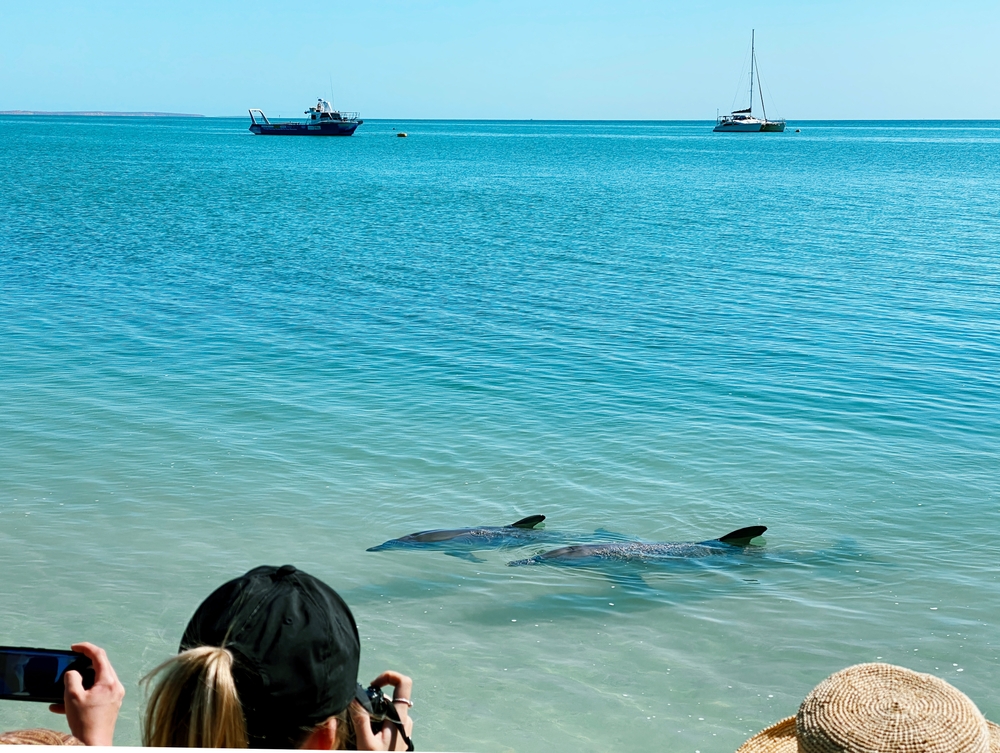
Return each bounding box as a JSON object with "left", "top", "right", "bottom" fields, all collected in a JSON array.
[{"left": 142, "top": 565, "right": 414, "bottom": 750}]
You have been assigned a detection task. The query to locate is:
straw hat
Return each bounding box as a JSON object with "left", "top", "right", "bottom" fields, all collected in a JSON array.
[
  {"left": 0, "top": 728, "right": 82, "bottom": 745},
  {"left": 738, "top": 663, "right": 1000, "bottom": 753}
]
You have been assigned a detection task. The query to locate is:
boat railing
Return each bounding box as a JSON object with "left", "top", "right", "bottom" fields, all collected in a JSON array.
[
  {"left": 334, "top": 111, "right": 360, "bottom": 122},
  {"left": 248, "top": 109, "right": 271, "bottom": 126}
]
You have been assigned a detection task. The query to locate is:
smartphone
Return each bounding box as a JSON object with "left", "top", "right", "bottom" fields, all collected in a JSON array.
[{"left": 0, "top": 646, "right": 94, "bottom": 704}]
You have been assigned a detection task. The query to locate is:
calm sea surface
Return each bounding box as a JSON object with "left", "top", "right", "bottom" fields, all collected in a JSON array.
[{"left": 1, "top": 117, "right": 999, "bottom": 751}]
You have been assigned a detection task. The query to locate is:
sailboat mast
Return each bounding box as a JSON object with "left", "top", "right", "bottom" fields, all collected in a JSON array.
[
  {"left": 756, "top": 54, "right": 767, "bottom": 122},
  {"left": 749, "top": 29, "right": 754, "bottom": 115}
]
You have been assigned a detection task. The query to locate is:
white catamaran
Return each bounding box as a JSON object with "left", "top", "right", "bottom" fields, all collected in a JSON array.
[{"left": 715, "top": 31, "right": 785, "bottom": 133}]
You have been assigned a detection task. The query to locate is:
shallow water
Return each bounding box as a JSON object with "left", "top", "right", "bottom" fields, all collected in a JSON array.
[{"left": 1, "top": 116, "right": 999, "bottom": 751}]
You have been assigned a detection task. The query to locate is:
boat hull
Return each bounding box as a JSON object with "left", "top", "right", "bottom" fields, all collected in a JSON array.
[
  {"left": 249, "top": 121, "right": 361, "bottom": 136},
  {"left": 714, "top": 121, "right": 762, "bottom": 132},
  {"left": 713, "top": 119, "right": 786, "bottom": 133}
]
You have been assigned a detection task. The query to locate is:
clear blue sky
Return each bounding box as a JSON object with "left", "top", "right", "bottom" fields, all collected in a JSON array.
[{"left": 2, "top": 0, "right": 998, "bottom": 119}]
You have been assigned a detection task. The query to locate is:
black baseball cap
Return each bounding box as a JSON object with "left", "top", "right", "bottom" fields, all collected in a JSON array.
[{"left": 180, "top": 565, "right": 361, "bottom": 748}]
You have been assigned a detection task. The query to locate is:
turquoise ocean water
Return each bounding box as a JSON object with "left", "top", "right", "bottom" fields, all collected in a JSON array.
[{"left": 1, "top": 117, "right": 999, "bottom": 751}]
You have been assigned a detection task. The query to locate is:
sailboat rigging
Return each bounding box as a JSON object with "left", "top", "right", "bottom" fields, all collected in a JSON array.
[{"left": 714, "top": 30, "right": 785, "bottom": 133}]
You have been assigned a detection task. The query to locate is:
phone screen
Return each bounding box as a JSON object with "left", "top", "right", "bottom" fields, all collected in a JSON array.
[{"left": 0, "top": 647, "right": 93, "bottom": 704}]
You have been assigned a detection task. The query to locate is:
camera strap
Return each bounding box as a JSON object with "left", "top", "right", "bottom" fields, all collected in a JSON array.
[{"left": 384, "top": 704, "right": 415, "bottom": 751}]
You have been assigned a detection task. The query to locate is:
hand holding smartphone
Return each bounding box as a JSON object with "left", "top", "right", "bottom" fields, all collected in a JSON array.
[
  {"left": 1, "top": 643, "right": 123, "bottom": 746},
  {"left": 0, "top": 646, "right": 94, "bottom": 704}
]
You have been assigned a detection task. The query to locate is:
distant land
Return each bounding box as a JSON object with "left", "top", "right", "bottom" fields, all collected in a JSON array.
[{"left": 1, "top": 110, "right": 204, "bottom": 117}]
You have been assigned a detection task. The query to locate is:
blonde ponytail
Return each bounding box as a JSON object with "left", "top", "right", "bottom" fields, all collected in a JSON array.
[{"left": 141, "top": 646, "right": 248, "bottom": 748}]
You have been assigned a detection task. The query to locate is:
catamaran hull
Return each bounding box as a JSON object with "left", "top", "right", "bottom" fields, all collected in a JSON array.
[
  {"left": 714, "top": 122, "right": 762, "bottom": 132},
  {"left": 713, "top": 120, "right": 786, "bottom": 133},
  {"left": 249, "top": 121, "right": 361, "bottom": 136}
]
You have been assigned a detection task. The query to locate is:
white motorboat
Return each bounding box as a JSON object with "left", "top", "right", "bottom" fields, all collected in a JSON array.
[
  {"left": 714, "top": 31, "right": 785, "bottom": 133},
  {"left": 248, "top": 98, "right": 362, "bottom": 136}
]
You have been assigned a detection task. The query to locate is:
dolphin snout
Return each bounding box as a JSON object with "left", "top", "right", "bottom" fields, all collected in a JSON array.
[{"left": 506, "top": 556, "right": 541, "bottom": 567}]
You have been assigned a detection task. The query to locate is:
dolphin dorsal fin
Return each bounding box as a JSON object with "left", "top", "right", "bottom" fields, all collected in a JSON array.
[
  {"left": 717, "top": 525, "right": 767, "bottom": 545},
  {"left": 511, "top": 515, "right": 546, "bottom": 529}
]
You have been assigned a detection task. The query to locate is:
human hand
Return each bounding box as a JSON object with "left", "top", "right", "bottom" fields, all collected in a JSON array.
[
  {"left": 49, "top": 643, "right": 125, "bottom": 746},
  {"left": 349, "top": 671, "right": 414, "bottom": 751}
]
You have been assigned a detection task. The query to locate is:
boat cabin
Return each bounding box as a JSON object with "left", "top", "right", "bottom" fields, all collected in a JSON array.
[
  {"left": 307, "top": 99, "right": 346, "bottom": 122},
  {"left": 718, "top": 108, "right": 756, "bottom": 124}
]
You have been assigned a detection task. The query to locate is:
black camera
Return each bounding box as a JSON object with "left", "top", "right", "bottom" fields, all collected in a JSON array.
[
  {"left": 353, "top": 683, "right": 413, "bottom": 750},
  {"left": 355, "top": 683, "right": 392, "bottom": 730},
  {"left": 357, "top": 683, "right": 390, "bottom": 730}
]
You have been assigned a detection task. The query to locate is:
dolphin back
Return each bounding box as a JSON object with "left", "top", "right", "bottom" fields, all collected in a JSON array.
[
  {"left": 507, "top": 544, "right": 612, "bottom": 566},
  {"left": 509, "top": 525, "right": 769, "bottom": 566},
  {"left": 713, "top": 526, "right": 767, "bottom": 546},
  {"left": 367, "top": 528, "right": 472, "bottom": 551},
  {"left": 368, "top": 514, "right": 548, "bottom": 553}
]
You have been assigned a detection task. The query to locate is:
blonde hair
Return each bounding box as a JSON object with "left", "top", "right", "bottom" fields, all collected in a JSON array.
[
  {"left": 141, "top": 646, "right": 248, "bottom": 748},
  {"left": 334, "top": 710, "right": 352, "bottom": 750},
  {"left": 141, "top": 646, "right": 353, "bottom": 749}
]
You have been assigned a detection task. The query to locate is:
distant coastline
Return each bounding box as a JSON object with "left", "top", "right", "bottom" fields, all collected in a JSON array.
[{"left": 1, "top": 110, "right": 204, "bottom": 117}]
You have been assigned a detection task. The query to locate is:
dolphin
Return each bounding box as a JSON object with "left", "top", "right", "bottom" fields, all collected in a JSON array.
[
  {"left": 368, "top": 515, "right": 555, "bottom": 562},
  {"left": 507, "top": 525, "right": 767, "bottom": 567}
]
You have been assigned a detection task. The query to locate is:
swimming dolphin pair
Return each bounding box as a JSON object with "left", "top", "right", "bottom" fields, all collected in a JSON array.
[{"left": 368, "top": 518, "right": 768, "bottom": 566}]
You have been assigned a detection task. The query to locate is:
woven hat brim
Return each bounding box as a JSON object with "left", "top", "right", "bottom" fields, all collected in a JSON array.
[
  {"left": 737, "top": 717, "right": 1000, "bottom": 753},
  {"left": 735, "top": 716, "right": 796, "bottom": 753},
  {"left": 0, "top": 728, "right": 83, "bottom": 745}
]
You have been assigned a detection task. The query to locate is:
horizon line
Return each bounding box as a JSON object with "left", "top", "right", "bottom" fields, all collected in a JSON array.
[
  {"left": 0, "top": 110, "right": 206, "bottom": 117},
  {"left": 3, "top": 112, "right": 999, "bottom": 123}
]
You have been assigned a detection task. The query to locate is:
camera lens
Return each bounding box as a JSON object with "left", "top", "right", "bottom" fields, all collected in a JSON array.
[{"left": 366, "top": 685, "right": 389, "bottom": 717}]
